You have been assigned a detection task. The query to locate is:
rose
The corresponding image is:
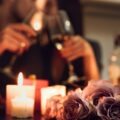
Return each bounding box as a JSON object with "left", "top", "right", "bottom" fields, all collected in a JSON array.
[
  {"left": 56, "top": 104, "right": 64, "bottom": 120},
  {"left": 91, "top": 88, "right": 114, "bottom": 106},
  {"left": 81, "top": 111, "right": 102, "bottom": 120},
  {"left": 82, "top": 80, "right": 114, "bottom": 106},
  {"left": 63, "top": 93, "right": 90, "bottom": 120},
  {"left": 113, "top": 85, "right": 120, "bottom": 96},
  {"left": 97, "top": 97, "right": 120, "bottom": 120}
]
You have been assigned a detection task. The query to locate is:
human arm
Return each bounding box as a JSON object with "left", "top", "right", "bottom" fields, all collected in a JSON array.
[{"left": 60, "top": 35, "right": 100, "bottom": 81}]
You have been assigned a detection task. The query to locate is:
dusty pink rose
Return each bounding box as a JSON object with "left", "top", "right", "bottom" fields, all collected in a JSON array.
[
  {"left": 97, "top": 97, "right": 120, "bottom": 120},
  {"left": 63, "top": 93, "right": 90, "bottom": 120},
  {"left": 82, "top": 80, "right": 114, "bottom": 106}
]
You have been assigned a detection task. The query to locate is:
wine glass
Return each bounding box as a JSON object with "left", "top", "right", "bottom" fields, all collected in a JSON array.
[{"left": 47, "top": 10, "right": 79, "bottom": 84}]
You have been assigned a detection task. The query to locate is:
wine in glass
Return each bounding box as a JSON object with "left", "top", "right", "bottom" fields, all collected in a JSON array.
[{"left": 47, "top": 10, "right": 79, "bottom": 84}]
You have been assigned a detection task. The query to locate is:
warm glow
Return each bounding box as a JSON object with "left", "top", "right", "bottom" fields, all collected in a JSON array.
[
  {"left": 30, "top": 12, "right": 43, "bottom": 32},
  {"left": 55, "top": 43, "right": 63, "bottom": 50},
  {"left": 32, "top": 20, "right": 42, "bottom": 31},
  {"left": 35, "top": 0, "right": 47, "bottom": 10},
  {"left": 111, "top": 55, "right": 117, "bottom": 62},
  {"left": 11, "top": 92, "right": 34, "bottom": 118},
  {"left": 17, "top": 72, "right": 24, "bottom": 86}
]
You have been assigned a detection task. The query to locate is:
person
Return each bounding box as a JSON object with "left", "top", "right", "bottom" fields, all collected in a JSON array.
[
  {"left": 109, "top": 35, "right": 120, "bottom": 85},
  {"left": 0, "top": 0, "right": 100, "bottom": 97}
]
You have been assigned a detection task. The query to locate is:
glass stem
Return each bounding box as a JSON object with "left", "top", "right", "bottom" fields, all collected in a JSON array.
[
  {"left": 8, "top": 55, "right": 17, "bottom": 68},
  {"left": 68, "top": 62, "right": 75, "bottom": 77},
  {"left": 3, "top": 55, "right": 17, "bottom": 74}
]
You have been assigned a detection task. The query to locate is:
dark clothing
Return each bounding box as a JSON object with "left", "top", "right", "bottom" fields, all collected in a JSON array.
[
  {"left": 88, "top": 40, "right": 103, "bottom": 73},
  {"left": 0, "top": 42, "right": 84, "bottom": 85}
]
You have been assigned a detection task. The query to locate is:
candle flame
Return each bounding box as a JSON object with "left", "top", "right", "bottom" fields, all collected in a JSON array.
[{"left": 17, "top": 72, "right": 24, "bottom": 86}]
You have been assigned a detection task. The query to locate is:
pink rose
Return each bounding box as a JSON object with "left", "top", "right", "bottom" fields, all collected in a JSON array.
[
  {"left": 97, "top": 97, "right": 120, "bottom": 120},
  {"left": 63, "top": 93, "right": 90, "bottom": 120},
  {"left": 82, "top": 80, "right": 114, "bottom": 106}
]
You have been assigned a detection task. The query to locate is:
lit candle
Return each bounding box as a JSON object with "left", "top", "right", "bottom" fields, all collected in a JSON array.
[
  {"left": 41, "top": 85, "right": 66, "bottom": 115},
  {"left": 6, "top": 72, "right": 35, "bottom": 118}
]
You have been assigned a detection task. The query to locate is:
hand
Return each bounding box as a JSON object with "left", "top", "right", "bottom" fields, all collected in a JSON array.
[
  {"left": 60, "top": 35, "right": 94, "bottom": 61},
  {"left": 0, "top": 23, "right": 36, "bottom": 55}
]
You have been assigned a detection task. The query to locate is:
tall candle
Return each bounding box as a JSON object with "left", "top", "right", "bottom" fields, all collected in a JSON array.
[
  {"left": 6, "top": 72, "right": 35, "bottom": 118},
  {"left": 41, "top": 85, "right": 66, "bottom": 115}
]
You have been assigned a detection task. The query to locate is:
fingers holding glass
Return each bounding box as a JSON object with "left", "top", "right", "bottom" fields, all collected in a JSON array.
[
  {"left": 60, "top": 36, "right": 87, "bottom": 61},
  {"left": 0, "top": 24, "right": 36, "bottom": 54},
  {"left": 1, "top": 33, "right": 26, "bottom": 54}
]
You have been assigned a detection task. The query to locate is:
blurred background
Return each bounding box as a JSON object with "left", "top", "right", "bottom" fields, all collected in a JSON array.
[{"left": 81, "top": 0, "right": 120, "bottom": 79}]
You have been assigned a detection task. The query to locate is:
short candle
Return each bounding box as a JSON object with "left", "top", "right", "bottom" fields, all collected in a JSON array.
[{"left": 41, "top": 85, "right": 66, "bottom": 115}]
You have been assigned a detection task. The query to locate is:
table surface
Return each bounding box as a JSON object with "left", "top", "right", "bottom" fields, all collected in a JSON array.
[
  {"left": 0, "top": 108, "right": 46, "bottom": 120},
  {"left": 0, "top": 114, "right": 46, "bottom": 120}
]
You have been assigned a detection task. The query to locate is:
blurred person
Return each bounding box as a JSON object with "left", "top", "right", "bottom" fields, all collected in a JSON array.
[
  {"left": 109, "top": 35, "right": 120, "bottom": 85},
  {"left": 0, "top": 0, "right": 100, "bottom": 100}
]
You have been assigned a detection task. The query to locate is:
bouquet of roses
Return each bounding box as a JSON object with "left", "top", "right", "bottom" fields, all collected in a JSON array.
[{"left": 44, "top": 80, "right": 120, "bottom": 120}]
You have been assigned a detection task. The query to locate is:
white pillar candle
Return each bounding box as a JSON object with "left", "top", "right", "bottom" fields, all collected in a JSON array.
[
  {"left": 41, "top": 85, "right": 66, "bottom": 115},
  {"left": 6, "top": 72, "right": 35, "bottom": 118}
]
